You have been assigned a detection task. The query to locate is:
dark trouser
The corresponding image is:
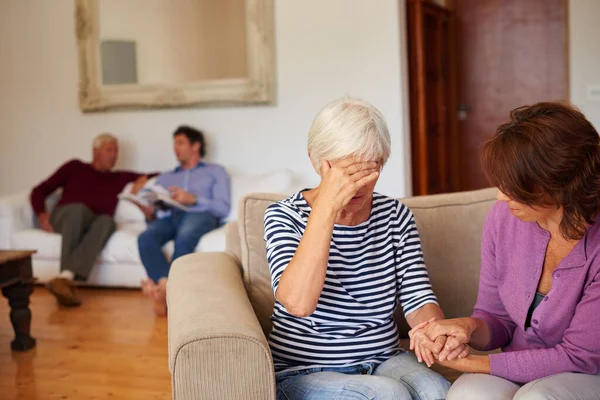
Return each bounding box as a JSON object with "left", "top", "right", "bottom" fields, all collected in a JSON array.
[
  {"left": 138, "top": 210, "right": 217, "bottom": 282},
  {"left": 50, "top": 203, "right": 116, "bottom": 281}
]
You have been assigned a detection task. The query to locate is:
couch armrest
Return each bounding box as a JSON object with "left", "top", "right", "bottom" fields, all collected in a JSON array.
[
  {"left": 167, "top": 252, "right": 275, "bottom": 400},
  {"left": 225, "top": 221, "right": 242, "bottom": 263},
  {"left": 0, "top": 192, "right": 34, "bottom": 248}
]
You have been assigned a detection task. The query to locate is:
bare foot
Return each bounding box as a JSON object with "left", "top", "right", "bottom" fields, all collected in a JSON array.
[
  {"left": 151, "top": 279, "right": 168, "bottom": 316},
  {"left": 141, "top": 279, "right": 156, "bottom": 297}
]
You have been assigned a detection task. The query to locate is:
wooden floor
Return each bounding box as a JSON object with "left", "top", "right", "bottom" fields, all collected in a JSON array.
[{"left": 0, "top": 286, "right": 171, "bottom": 400}]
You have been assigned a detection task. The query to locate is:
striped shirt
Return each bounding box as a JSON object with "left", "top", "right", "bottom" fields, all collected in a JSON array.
[{"left": 264, "top": 191, "right": 438, "bottom": 374}]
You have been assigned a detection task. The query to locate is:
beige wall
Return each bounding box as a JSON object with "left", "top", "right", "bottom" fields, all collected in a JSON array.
[
  {"left": 197, "top": 0, "right": 248, "bottom": 79},
  {"left": 0, "top": 0, "right": 410, "bottom": 197},
  {"left": 569, "top": 0, "right": 600, "bottom": 129},
  {"left": 99, "top": 0, "right": 205, "bottom": 84},
  {"left": 99, "top": 0, "right": 247, "bottom": 83}
]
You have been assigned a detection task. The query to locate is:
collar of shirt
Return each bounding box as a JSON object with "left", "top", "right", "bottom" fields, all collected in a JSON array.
[{"left": 174, "top": 161, "right": 205, "bottom": 173}]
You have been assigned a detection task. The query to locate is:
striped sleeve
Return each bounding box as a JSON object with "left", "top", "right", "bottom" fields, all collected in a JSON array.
[
  {"left": 394, "top": 202, "right": 439, "bottom": 317},
  {"left": 264, "top": 203, "right": 302, "bottom": 295}
]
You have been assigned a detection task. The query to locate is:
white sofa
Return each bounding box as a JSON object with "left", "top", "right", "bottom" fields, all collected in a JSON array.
[{"left": 0, "top": 169, "right": 305, "bottom": 287}]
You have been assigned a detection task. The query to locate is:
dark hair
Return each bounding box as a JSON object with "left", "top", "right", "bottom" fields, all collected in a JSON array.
[
  {"left": 173, "top": 125, "right": 206, "bottom": 157},
  {"left": 481, "top": 102, "right": 600, "bottom": 240}
]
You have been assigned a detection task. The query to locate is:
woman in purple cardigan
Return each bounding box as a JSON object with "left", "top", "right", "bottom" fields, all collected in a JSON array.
[{"left": 410, "top": 102, "right": 600, "bottom": 399}]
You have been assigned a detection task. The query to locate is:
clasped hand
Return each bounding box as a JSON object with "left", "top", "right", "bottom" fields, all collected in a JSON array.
[{"left": 408, "top": 318, "right": 472, "bottom": 367}]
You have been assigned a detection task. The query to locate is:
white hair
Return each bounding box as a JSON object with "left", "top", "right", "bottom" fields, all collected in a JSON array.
[
  {"left": 307, "top": 96, "right": 391, "bottom": 171},
  {"left": 93, "top": 133, "right": 118, "bottom": 149}
]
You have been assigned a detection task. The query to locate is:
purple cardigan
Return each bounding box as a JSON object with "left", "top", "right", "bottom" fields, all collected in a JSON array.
[{"left": 472, "top": 201, "right": 600, "bottom": 383}]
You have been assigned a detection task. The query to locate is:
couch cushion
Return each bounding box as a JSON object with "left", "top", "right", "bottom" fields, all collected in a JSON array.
[
  {"left": 13, "top": 222, "right": 148, "bottom": 264},
  {"left": 196, "top": 226, "right": 226, "bottom": 252},
  {"left": 14, "top": 218, "right": 223, "bottom": 267},
  {"left": 225, "top": 169, "right": 295, "bottom": 223},
  {"left": 114, "top": 182, "right": 151, "bottom": 225},
  {"left": 238, "top": 193, "right": 287, "bottom": 334},
  {"left": 238, "top": 188, "right": 498, "bottom": 336},
  {"left": 113, "top": 197, "right": 146, "bottom": 225},
  {"left": 396, "top": 188, "right": 497, "bottom": 336},
  {"left": 100, "top": 222, "right": 147, "bottom": 264},
  {"left": 12, "top": 229, "right": 61, "bottom": 259}
]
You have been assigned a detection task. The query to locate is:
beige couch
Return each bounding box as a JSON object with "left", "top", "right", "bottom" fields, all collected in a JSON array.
[{"left": 167, "top": 187, "right": 498, "bottom": 399}]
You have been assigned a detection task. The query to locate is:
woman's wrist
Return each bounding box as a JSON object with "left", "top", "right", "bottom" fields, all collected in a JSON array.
[
  {"left": 438, "top": 354, "right": 491, "bottom": 374},
  {"left": 465, "top": 317, "right": 478, "bottom": 338},
  {"left": 465, "top": 355, "right": 491, "bottom": 373},
  {"left": 311, "top": 199, "right": 339, "bottom": 222}
]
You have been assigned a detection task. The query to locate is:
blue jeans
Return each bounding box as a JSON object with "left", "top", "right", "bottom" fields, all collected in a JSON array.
[
  {"left": 276, "top": 352, "right": 450, "bottom": 400},
  {"left": 138, "top": 210, "right": 217, "bottom": 282}
]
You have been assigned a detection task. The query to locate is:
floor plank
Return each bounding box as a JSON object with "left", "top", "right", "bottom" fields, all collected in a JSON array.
[{"left": 0, "top": 286, "right": 171, "bottom": 400}]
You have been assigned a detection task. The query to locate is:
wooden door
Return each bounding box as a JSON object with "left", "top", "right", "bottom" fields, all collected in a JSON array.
[
  {"left": 406, "top": 0, "right": 456, "bottom": 196},
  {"left": 453, "top": 0, "right": 568, "bottom": 191}
]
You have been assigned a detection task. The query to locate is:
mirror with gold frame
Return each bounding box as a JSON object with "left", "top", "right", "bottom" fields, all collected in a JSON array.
[{"left": 75, "top": 0, "right": 275, "bottom": 112}]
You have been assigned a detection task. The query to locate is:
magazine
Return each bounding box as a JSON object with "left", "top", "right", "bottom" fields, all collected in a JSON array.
[{"left": 119, "top": 184, "right": 189, "bottom": 211}]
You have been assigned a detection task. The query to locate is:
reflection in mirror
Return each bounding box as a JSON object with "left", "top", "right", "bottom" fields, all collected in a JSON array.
[{"left": 97, "top": 0, "right": 248, "bottom": 86}]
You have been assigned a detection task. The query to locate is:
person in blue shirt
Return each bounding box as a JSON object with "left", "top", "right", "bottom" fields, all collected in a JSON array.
[{"left": 137, "top": 125, "right": 231, "bottom": 315}]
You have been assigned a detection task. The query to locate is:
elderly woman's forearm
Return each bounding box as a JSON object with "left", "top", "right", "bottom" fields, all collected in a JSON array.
[
  {"left": 406, "top": 303, "right": 445, "bottom": 328},
  {"left": 276, "top": 204, "right": 337, "bottom": 317}
]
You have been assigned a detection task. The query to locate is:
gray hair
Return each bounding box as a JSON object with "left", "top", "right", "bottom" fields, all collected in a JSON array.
[
  {"left": 93, "top": 133, "right": 118, "bottom": 149},
  {"left": 307, "top": 96, "right": 391, "bottom": 171}
]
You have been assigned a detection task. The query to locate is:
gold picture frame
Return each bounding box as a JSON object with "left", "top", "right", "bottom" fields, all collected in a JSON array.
[{"left": 75, "top": 0, "right": 276, "bottom": 112}]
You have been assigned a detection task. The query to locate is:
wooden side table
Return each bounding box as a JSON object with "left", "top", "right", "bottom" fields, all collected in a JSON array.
[{"left": 0, "top": 250, "right": 36, "bottom": 351}]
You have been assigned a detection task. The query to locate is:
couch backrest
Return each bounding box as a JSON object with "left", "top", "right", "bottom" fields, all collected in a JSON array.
[
  {"left": 237, "top": 193, "right": 288, "bottom": 334},
  {"left": 235, "top": 188, "right": 498, "bottom": 337},
  {"left": 396, "top": 188, "right": 497, "bottom": 335}
]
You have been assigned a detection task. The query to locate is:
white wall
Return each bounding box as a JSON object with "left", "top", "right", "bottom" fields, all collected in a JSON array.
[
  {"left": 0, "top": 0, "right": 411, "bottom": 198},
  {"left": 569, "top": 0, "right": 600, "bottom": 130},
  {"left": 99, "top": 0, "right": 206, "bottom": 84}
]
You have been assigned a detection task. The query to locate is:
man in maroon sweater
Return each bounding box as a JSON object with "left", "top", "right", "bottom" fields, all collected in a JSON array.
[{"left": 31, "top": 133, "right": 150, "bottom": 306}]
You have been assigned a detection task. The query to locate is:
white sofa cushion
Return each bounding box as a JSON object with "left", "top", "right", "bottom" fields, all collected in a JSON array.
[
  {"left": 196, "top": 226, "right": 226, "bottom": 252},
  {"left": 225, "top": 169, "right": 295, "bottom": 223},
  {"left": 12, "top": 229, "right": 61, "bottom": 260},
  {"left": 13, "top": 221, "right": 214, "bottom": 265},
  {"left": 113, "top": 197, "right": 146, "bottom": 225},
  {"left": 100, "top": 222, "right": 147, "bottom": 264},
  {"left": 12, "top": 223, "right": 147, "bottom": 264},
  {"left": 113, "top": 182, "right": 148, "bottom": 225}
]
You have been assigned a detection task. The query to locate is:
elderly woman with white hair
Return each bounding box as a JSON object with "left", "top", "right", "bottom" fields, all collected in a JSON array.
[{"left": 264, "top": 97, "right": 458, "bottom": 400}]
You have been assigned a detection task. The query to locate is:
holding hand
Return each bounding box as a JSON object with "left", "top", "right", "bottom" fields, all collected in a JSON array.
[
  {"left": 169, "top": 186, "right": 197, "bottom": 206},
  {"left": 409, "top": 319, "right": 440, "bottom": 367},
  {"left": 315, "top": 159, "right": 380, "bottom": 212},
  {"left": 409, "top": 319, "right": 471, "bottom": 366}
]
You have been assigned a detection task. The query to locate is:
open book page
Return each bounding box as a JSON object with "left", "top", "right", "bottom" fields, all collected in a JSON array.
[{"left": 118, "top": 184, "right": 189, "bottom": 211}]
